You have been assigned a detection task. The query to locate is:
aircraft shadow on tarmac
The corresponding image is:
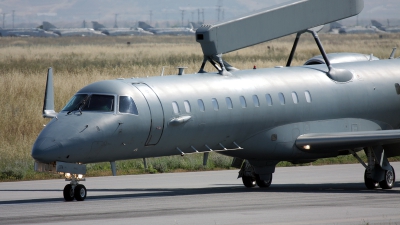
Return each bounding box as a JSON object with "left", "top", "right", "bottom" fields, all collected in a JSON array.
[{"left": 1, "top": 181, "right": 400, "bottom": 204}]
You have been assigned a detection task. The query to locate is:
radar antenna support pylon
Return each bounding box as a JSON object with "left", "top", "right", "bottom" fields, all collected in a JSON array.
[{"left": 286, "top": 28, "right": 353, "bottom": 83}]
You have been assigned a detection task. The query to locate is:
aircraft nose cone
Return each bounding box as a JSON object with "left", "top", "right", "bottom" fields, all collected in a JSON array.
[{"left": 31, "top": 137, "right": 63, "bottom": 163}]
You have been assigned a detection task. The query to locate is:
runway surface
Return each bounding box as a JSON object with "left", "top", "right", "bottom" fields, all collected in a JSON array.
[{"left": 1, "top": 162, "right": 400, "bottom": 225}]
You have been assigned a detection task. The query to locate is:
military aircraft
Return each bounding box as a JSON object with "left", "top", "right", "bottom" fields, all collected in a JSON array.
[
  {"left": 0, "top": 28, "right": 59, "bottom": 37},
  {"left": 138, "top": 21, "right": 195, "bottom": 35},
  {"left": 338, "top": 25, "right": 383, "bottom": 34},
  {"left": 371, "top": 19, "right": 400, "bottom": 33},
  {"left": 91, "top": 21, "right": 153, "bottom": 36},
  {"left": 325, "top": 20, "right": 383, "bottom": 34},
  {"left": 320, "top": 21, "right": 343, "bottom": 34},
  {"left": 32, "top": 0, "right": 400, "bottom": 202},
  {"left": 189, "top": 22, "right": 203, "bottom": 31},
  {"left": 41, "top": 21, "right": 105, "bottom": 37}
]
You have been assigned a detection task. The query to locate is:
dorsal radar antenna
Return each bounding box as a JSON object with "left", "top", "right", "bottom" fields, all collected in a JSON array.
[{"left": 195, "top": 0, "right": 364, "bottom": 76}]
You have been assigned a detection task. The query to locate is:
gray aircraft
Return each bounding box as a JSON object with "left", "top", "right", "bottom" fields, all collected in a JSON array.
[
  {"left": 338, "top": 25, "right": 382, "bottom": 34},
  {"left": 91, "top": 21, "right": 153, "bottom": 36},
  {"left": 32, "top": 0, "right": 400, "bottom": 202},
  {"left": 326, "top": 21, "right": 384, "bottom": 34},
  {"left": 138, "top": 21, "right": 195, "bottom": 35},
  {"left": 0, "top": 28, "right": 59, "bottom": 37},
  {"left": 371, "top": 19, "right": 400, "bottom": 33},
  {"left": 41, "top": 21, "right": 105, "bottom": 37}
]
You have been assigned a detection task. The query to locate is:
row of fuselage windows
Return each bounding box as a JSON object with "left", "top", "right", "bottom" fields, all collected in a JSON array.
[{"left": 172, "top": 91, "right": 312, "bottom": 114}]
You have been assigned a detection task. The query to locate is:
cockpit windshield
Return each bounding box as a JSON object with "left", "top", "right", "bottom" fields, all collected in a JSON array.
[
  {"left": 62, "top": 94, "right": 114, "bottom": 112},
  {"left": 62, "top": 94, "right": 88, "bottom": 112},
  {"left": 83, "top": 95, "right": 114, "bottom": 112}
]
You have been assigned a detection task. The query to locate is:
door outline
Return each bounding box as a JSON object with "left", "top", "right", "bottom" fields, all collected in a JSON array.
[{"left": 133, "top": 83, "right": 165, "bottom": 146}]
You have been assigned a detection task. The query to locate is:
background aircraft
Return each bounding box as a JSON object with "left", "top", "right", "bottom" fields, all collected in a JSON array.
[
  {"left": 40, "top": 21, "right": 105, "bottom": 37},
  {"left": 138, "top": 21, "right": 195, "bottom": 35},
  {"left": 322, "top": 21, "right": 384, "bottom": 34},
  {"left": 0, "top": 27, "right": 59, "bottom": 37},
  {"left": 32, "top": 0, "right": 400, "bottom": 202},
  {"left": 91, "top": 21, "right": 153, "bottom": 36},
  {"left": 338, "top": 25, "right": 383, "bottom": 34},
  {"left": 190, "top": 22, "right": 203, "bottom": 30},
  {"left": 371, "top": 19, "right": 400, "bottom": 33}
]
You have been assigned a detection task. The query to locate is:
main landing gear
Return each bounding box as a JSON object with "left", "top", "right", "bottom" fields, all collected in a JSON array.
[
  {"left": 63, "top": 173, "right": 87, "bottom": 201},
  {"left": 352, "top": 146, "right": 396, "bottom": 190},
  {"left": 239, "top": 160, "right": 273, "bottom": 188}
]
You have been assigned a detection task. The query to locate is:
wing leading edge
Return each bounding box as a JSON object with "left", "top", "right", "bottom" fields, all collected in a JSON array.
[{"left": 296, "top": 130, "right": 400, "bottom": 153}]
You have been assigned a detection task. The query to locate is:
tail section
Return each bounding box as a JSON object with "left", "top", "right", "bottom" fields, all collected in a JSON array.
[
  {"left": 138, "top": 21, "right": 153, "bottom": 31},
  {"left": 42, "top": 21, "right": 57, "bottom": 30},
  {"left": 330, "top": 21, "right": 343, "bottom": 30},
  {"left": 371, "top": 20, "right": 384, "bottom": 30},
  {"left": 92, "top": 21, "right": 106, "bottom": 30}
]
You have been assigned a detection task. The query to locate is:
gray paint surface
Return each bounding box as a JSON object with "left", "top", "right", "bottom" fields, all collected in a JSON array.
[
  {"left": 1, "top": 163, "right": 400, "bottom": 224},
  {"left": 33, "top": 58, "right": 400, "bottom": 164}
]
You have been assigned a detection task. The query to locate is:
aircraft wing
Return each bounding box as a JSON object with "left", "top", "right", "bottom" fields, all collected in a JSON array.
[{"left": 295, "top": 130, "right": 400, "bottom": 153}]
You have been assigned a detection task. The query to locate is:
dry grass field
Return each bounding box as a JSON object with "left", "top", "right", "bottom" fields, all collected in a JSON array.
[{"left": 1, "top": 33, "right": 400, "bottom": 180}]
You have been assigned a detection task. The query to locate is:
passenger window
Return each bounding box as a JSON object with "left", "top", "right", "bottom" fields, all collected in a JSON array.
[
  {"left": 252, "top": 95, "right": 260, "bottom": 107},
  {"left": 239, "top": 96, "right": 247, "bottom": 108},
  {"left": 198, "top": 99, "right": 205, "bottom": 112},
  {"left": 292, "top": 92, "right": 298, "bottom": 104},
  {"left": 266, "top": 94, "right": 272, "bottom": 106},
  {"left": 119, "top": 96, "right": 138, "bottom": 115},
  {"left": 225, "top": 97, "right": 233, "bottom": 109},
  {"left": 184, "top": 100, "right": 191, "bottom": 113},
  {"left": 212, "top": 98, "right": 219, "bottom": 111},
  {"left": 305, "top": 91, "right": 312, "bottom": 103},
  {"left": 172, "top": 101, "right": 180, "bottom": 114},
  {"left": 278, "top": 93, "right": 285, "bottom": 105}
]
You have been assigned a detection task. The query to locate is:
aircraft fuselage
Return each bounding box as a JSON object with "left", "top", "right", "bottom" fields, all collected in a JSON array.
[{"left": 32, "top": 59, "right": 400, "bottom": 165}]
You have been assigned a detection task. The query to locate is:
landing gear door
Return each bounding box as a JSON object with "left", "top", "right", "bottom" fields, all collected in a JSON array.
[{"left": 133, "top": 83, "right": 164, "bottom": 146}]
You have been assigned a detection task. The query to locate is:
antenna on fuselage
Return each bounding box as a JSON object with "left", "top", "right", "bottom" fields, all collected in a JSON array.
[
  {"left": 160, "top": 66, "right": 168, "bottom": 76},
  {"left": 195, "top": 0, "right": 364, "bottom": 76},
  {"left": 177, "top": 67, "right": 187, "bottom": 75},
  {"left": 43, "top": 67, "right": 58, "bottom": 118},
  {"left": 389, "top": 47, "right": 397, "bottom": 59}
]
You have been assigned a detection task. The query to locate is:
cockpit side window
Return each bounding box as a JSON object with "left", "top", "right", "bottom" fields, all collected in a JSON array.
[
  {"left": 83, "top": 95, "right": 114, "bottom": 112},
  {"left": 62, "top": 94, "right": 88, "bottom": 111},
  {"left": 119, "top": 96, "right": 139, "bottom": 115}
]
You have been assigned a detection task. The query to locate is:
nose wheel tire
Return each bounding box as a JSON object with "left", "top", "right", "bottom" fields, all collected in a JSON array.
[
  {"left": 379, "top": 166, "right": 395, "bottom": 189},
  {"left": 74, "top": 184, "right": 87, "bottom": 201},
  {"left": 63, "top": 184, "right": 87, "bottom": 201},
  {"left": 255, "top": 174, "right": 272, "bottom": 188},
  {"left": 63, "top": 184, "right": 75, "bottom": 201},
  {"left": 242, "top": 176, "right": 256, "bottom": 188}
]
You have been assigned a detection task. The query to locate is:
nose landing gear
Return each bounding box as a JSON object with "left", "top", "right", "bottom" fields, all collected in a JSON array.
[
  {"left": 34, "top": 161, "right": 87, "bottom": 201},
  {"left": 63, "top": 173, "right": 87, "bottom": 201}
]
